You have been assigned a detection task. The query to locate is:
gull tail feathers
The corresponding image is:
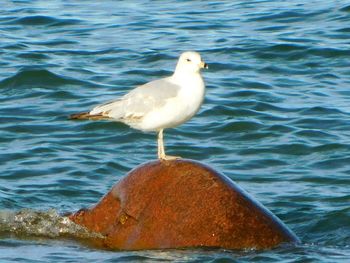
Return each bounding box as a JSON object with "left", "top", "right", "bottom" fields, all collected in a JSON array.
[{"left": 69, "top": 112, "right": 110, "bottom": 120}]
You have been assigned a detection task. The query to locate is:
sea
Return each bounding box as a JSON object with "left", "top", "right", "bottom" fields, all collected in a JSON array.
[{"left": 0, "top": 0, "right": 350, "bottom": 262}]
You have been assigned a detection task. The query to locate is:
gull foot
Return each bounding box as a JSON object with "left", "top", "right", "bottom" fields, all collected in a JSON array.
[{"left": 159, "top": 155, "right": 181, "bottom": 161}]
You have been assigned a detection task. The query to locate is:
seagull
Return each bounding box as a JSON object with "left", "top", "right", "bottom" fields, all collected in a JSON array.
[{"left": 70, "top": 51, "right": 208, "bottom": 160}]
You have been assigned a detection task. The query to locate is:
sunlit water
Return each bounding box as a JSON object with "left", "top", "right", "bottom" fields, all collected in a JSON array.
[{"left": 1, "top": 0, "right": 350, "bottom": 262}]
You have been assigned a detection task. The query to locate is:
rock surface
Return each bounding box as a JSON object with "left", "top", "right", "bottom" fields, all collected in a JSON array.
[{"left": 69, "top": 159, "right": 299, "bottom": 250}]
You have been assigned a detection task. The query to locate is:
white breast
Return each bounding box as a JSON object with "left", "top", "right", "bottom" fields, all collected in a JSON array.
[{"left": 133, "top": 74, "right": 205, "bottom": 132}]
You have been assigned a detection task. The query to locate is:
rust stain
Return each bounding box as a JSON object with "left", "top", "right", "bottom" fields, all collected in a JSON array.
[{"left": 119, "top": 212, "right": 129, "bottom": 225}]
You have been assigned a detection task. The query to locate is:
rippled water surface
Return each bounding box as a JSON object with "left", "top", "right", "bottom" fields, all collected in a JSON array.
[{"left": 1, "top": 0, "right": 350, "bottom": 262}]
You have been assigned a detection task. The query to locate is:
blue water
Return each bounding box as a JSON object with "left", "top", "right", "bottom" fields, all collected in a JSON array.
[{"left": 1, "top": 0, "right": 350, "bottom": 262}]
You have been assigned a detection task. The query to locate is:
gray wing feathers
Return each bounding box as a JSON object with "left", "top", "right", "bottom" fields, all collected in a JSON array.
[
  {"left": 90, "top": 99, "right": 122, "bottom": 115},
  {"left": 90, "top": 77, "right": 180, "bottom": 120}
]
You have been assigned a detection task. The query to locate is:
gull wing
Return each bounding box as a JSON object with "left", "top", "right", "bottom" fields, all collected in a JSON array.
[{"left": 90, "top": 77, "right": 180, "bottom": 121}]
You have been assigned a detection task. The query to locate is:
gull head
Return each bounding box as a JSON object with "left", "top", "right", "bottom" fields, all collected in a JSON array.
[{"left": 174, "top": 51, "right": 208, "bottom": 75}]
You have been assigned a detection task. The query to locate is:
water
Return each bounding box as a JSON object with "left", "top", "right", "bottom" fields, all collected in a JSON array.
[{"left": 1, "top": 0, "right": 350, "bottom": 261}]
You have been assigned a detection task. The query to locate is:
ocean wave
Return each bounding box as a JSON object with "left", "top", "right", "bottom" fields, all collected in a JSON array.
[
  {"left": 3, "top": 15, "right": 81, "bottom": 27},
  {"left": 0, "top": 69, "right": 86, "bottom": 89}
]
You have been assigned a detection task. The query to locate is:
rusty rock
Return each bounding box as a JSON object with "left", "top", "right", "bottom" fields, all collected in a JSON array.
[{"left": 69, "top": 159, "right": 299, "bottom": 250}]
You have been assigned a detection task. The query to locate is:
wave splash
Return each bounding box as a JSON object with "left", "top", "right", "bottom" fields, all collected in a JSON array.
[{"left": 0, "top": 209, "right": 103, "bottom": 240}]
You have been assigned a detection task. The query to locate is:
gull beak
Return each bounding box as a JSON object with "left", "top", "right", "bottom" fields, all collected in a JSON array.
[{"left": 200, "top": 61, "right": 208, "bottom": 69}]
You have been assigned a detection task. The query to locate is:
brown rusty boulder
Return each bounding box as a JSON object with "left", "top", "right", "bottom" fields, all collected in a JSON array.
[{"left": 69, "top": 159, "right": 299, "bottom": 250}]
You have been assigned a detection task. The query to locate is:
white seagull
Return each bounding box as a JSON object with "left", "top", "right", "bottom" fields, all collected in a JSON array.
[{"left": 70, "top": 51, "right": 208, "bottom": 160}]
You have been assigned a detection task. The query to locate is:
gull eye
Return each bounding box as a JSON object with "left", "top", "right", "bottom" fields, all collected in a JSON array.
[{"left": 186, "top": 58, "right": 191, "bottom": 62}]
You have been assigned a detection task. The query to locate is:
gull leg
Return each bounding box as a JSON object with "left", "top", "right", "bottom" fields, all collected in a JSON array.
[
  {"left": 157, "top": 129, "right": 164, "bottom": 159},
  {"left": 157, "top": 129, "right": 181, "bottom": 160}
]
